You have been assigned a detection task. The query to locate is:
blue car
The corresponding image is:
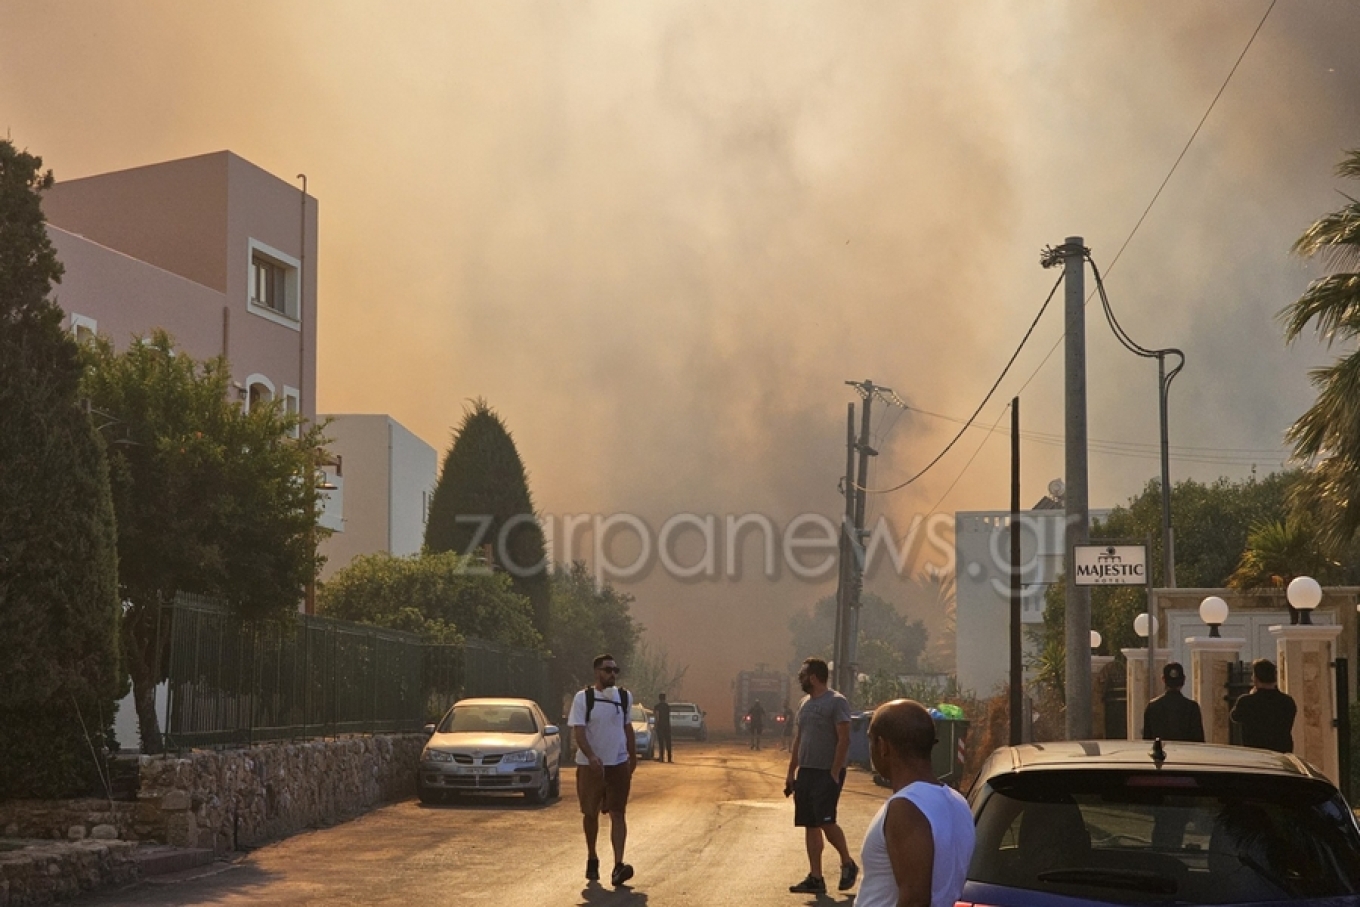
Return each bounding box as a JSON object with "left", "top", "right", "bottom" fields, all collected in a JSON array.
[{"left": 962, "top": 739, "right": 1360, "bottom": 907}]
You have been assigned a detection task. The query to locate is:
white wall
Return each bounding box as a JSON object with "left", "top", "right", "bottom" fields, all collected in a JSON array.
[
  {"left": 317, "top": 414, "right": 436, "bottom": 580},
  {"left": 387, "top": 420, "right": 437, "bottom": 557}
]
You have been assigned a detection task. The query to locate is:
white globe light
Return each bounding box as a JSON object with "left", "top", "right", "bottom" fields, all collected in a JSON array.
[
  {"left": 1090, "top": 630, "right": 1102, "bottom": 650},
  {"left": 1133, "top": 613, "right": 1159, "bottom": 638},
  {"left": 1287, "top": 575, "right": 1322, "bottom": 611},
  {"left": 1199, "top": 596, "right": 1229, "bottom": 626}
]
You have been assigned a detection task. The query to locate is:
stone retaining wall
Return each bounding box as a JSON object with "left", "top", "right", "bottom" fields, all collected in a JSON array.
[
  {"left": 137, "top": 734, "right": 426, "bottom": 850},
  {"left": 1, "top": 734, "right": 425, "bottom": 852},
  {"left": 0, "top": 801, "right": 133, "bottom": 845},
  {"left": 0, "top": 840, "right": 139, "bottom": 907}
]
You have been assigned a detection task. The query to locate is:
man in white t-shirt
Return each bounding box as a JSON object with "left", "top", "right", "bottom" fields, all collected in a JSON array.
[
  {"left": 567, "top": 654, "right": 637, "bottom": 888},
  {"left": 856, "top": 700, "right": 975, "bottom": 907}
]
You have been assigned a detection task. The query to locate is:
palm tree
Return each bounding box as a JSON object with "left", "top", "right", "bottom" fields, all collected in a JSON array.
[{"left": 1280, "top": 149, "right": 1360, "bottom": 547}]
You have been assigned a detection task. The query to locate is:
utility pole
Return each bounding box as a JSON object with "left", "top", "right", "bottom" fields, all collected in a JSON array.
[
  {"left": 1009, "top": 397, "right": 1022, "bottom": 745},
  {"left": 833, "top": 403, "right": 855, "bottom": 700},
  {"left": 1060, "top": 238, "right": 1092, "bottom": 739},
  {"left": 840, "top": 379, "right": 885, "bottom": 702}
]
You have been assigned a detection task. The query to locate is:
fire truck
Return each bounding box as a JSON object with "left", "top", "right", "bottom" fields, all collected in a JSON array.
[{"left": 733, "top": 668, "right": 791, "bottom": 733}]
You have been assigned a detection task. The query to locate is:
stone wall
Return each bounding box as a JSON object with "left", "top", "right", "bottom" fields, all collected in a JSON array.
[
  {"left": 0, "top": 840, "right": 139, "bottom": 907},
  {"left": 136, "top": 734, "right": 426, "bottom": 850},
  {"left": 0, "top": 801, "right": 133, "bottom": 845},
  {"left": 0, "top": 734, "right": 425, "bottom": 852}
]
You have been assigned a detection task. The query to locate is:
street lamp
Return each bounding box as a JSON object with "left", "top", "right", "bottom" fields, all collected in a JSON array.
[
  {"left": 1199, "top": 596, "right": 1229, "bottom": 638},
  {"left": 1287, "top": 576, "right": 1322, "bottom": 626},
  {"left": 1090, "top": 629, "right": 1102, "bottom": 652},
  {"left": 1133, "top": 612, "right": 1159, "bottom": 643}
]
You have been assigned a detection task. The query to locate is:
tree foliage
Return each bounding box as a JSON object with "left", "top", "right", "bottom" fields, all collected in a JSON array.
[
  {"left": 788, "top": 591, "right": 928, "bottom": 680},
  {"left": 549, "top": 561, "right": 640, "bottom": 695},
  {"left": 80, "top": 331, "right": 327, "bottom": 753},
  {"left": 0, "top": 139, "right": 123, "bottom": 796},
  {"left": 425, "top": 399, "right": 551, "bottom": 637},
  {"left": 1030, "top": 472, "right": 1337, "bottom": 700},
  {"left": 1281, "top": 148, "right": 1360, "bottom": 547},
  {"left": 622, "top": 638, "right": 688, "bottom": 705},
  {"left": 318, "top": 551, "right": 543, "bottom": 649}
]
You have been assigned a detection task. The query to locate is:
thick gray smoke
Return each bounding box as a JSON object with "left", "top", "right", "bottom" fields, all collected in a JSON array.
[{"left": 3, "top": 1, "right": 1358, "bottom": 709}]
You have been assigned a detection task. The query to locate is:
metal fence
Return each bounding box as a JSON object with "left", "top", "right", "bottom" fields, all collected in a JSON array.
[{"left": 162, "top": 594, "right": 549, "bottom": 749}]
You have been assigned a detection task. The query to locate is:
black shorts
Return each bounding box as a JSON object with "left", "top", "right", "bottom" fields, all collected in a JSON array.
[{"left": 793, "top": 767, "right": 844, "bottom": 827}]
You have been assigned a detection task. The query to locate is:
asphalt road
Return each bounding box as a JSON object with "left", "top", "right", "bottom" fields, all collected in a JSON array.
[{"left": 72, "top": 735, "right": 892, "bottom": 907}]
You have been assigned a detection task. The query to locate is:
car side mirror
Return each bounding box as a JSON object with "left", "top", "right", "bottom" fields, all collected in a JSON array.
[
  {"left": 423, "top": 723, "right": 436, "bottom": 737},
  {"left": 543, "top": 724, "right": 559, "bottom": 737}
]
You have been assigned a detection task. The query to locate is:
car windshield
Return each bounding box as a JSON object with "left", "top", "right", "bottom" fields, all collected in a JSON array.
[
  {"left": 630, "top": 705, "right": 647, "bottom": 722},
  {"left": 438, "top": 705, "right": 538, "bottom": 735},
  {"left": 671, "top": 704, "right": 696, "bottom": 712},
  {"left": 970, "top": 769, "right": 1360, "bottom": 904}
]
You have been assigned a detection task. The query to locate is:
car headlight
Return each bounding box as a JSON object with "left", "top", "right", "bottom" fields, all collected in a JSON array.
[
  {"left": 423, "top": 749, "right": 455, "bottom": 763},
  {"left": 500, "top": 750, "right": 538, "bottom": 765}
]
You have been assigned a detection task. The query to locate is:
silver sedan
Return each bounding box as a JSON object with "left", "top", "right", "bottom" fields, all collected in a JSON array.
[{"left": 418, "top": 698, "right": 562, "bottom": 804}]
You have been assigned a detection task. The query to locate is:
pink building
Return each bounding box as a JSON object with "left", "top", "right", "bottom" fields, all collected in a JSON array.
[{"left": 43, "top": 151, "right": 318, "bottom": 420}]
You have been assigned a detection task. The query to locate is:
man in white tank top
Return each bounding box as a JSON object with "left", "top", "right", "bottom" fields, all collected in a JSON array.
[{"left": 856, "top": 700, "right": 975, "bottom": 907}]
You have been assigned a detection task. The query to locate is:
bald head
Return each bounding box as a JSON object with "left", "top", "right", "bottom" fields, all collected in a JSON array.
[{"left": 869, "top": 699, "right": 936, "bottom": 762}]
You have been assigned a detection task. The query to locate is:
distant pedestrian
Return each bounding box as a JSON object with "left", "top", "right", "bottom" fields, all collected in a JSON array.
[
  {"left": 748, "top": 699, "right": 766, "bottom": 750},
  {"left": 785, "top": 657, "right": 858, "bottom": 894},
  {"left": 568, "top": 654, "right": 637, "bottom": 887},
  {"left": 653, "top": 692, "right": 673, "bottom": 763},
  {"left": 1143, "top": 662, "right": 1204, "bottom": 742},
  {"left": 1231, "top": 659, "right": 1296, "bottom": 753},
  {"left": 856, "top": 700, "right": 975, "bottom": 907},
  {"left": 1142, "top": 662, "right": 1204, "bottom": 847}
]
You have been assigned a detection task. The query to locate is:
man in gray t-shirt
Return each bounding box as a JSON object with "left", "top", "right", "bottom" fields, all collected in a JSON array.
[{"left": 784, "top": 657, "right": 858, "bottom": 895}]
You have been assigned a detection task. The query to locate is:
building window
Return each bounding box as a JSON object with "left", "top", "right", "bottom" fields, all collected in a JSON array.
[
  {"left": 246, "top": 238, "right": 301, "bottom": 327},
  {"left": 252, "top": 256, "right": 287, "bottom": 314},
  {"left": 283, "top": 385, "right": 301, "bottom": 437},
  {"left": 244, "top": 373, "right": 276, "bottom": 413},
  {"left": 70, "top": 313, "right": 98, "bottom": 345}
]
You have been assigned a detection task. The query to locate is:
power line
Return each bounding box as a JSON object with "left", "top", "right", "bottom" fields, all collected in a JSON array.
[
  {"left": 858, "top": 271, "right": 1066, "bottom": 495},
  {"left": 895, "top": 2, "right": 1278, "bottom": 505},
  {"left": 901, "top": 404, "right": 1285, "bottom": 456},
  {"left": 1015, "top": 0, "right": 1276, "bottom": 398}
]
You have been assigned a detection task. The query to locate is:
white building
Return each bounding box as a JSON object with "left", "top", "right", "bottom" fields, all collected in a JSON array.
[
  {"left": 317, "top": 414, "right": 438, "bottom": 581},
  {"left": 954, "top": 496, "right": 1108, "bottom": 696}
]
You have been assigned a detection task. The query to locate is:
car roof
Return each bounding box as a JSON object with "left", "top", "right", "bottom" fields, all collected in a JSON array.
[
  {"left": 978, "top": 739, "right": 1330, "bottom": 784},
  {"left": 451, "top": 697, "right": 540, "bottom": 709}
]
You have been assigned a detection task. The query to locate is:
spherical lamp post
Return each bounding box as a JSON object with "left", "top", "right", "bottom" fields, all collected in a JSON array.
[
  {"left": 1287, "top": 575, "right": 1322, "bottom": 626},
  {"left": 1090, "top": 630, "right": 1102, "bottom": 653},
  {"left": 1199, "top": 596, "right": 1229, "bottom": 639},
  {"left": 1133, "top": 613, "right": 1159, "bottom": 644}
]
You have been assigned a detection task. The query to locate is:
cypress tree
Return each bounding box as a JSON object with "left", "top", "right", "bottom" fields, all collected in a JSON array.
[
  {"left": 0, "top": 140, "right": 123, "bottom": 797},
  {"left": 425, "top": 399, "right": 551, "bottom": 637}
]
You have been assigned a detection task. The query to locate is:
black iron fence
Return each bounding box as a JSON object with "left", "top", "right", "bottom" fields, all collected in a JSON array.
[{"left": 162, "top": 594, "right": 549, "bottom": 749}]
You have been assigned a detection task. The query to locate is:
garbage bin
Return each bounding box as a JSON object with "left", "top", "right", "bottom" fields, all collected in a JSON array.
[
  {"left": 848, "top": 710, "right": 873, "bottom": 768},
  {"left": 932, "top": 719, "right": 970, "bottom": 787}
]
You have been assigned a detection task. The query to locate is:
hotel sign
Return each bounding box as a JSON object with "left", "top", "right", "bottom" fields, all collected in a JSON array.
[{"left": 1072, "top": 544, "right": 1147, "bottom": 586}]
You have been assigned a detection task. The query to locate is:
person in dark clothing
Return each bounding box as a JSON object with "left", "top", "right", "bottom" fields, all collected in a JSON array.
[
  {"left": 1231, "top": 659, "right": 1296, "bottom": 753},
  {"left": 748, "top": 699, "right": 767, "bottom": 750},
  {"left": 1143, "top": 662, "right": 1204, "bottom": 742},
  {"left": 653, "top": 693, "right": 673, "bottom": 763}
]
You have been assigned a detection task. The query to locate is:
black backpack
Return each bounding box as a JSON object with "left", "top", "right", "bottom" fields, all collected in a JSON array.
[{"left": 584, "top": 686, "right": 630, "bottom": 724}]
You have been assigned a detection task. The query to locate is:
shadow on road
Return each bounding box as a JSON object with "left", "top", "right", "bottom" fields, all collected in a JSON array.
[
  {"left": 577, "top": 881, "right": 650, "bottom": 905},
  {"left": 415, "top": 792, "right": 561, "bottom": 811}
]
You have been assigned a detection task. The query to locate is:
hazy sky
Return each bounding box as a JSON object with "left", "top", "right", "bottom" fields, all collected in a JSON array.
[{"left": 5, "top": 1, "right": 1359, "bottom": 709}]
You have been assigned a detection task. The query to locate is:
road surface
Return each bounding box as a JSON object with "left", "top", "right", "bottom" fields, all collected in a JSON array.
[{"left": 72, "top": 736, "right": 895, "bottom": 906}]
